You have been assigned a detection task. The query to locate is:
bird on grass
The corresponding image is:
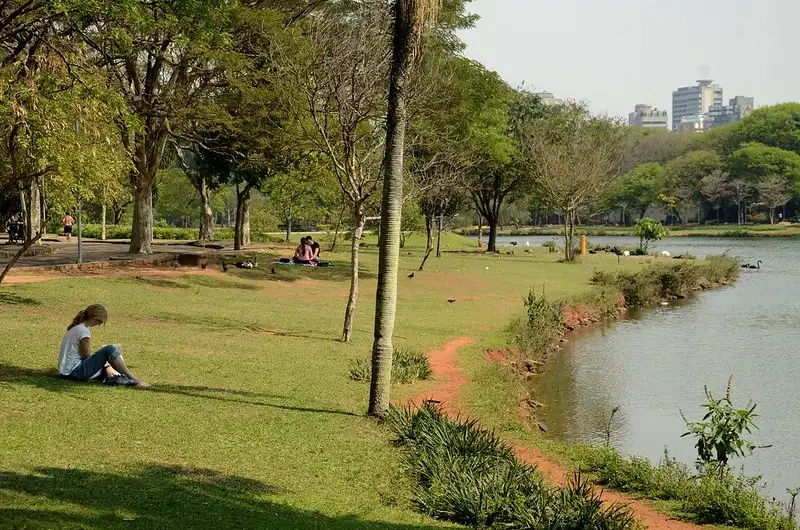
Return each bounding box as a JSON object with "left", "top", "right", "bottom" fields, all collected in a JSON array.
[
  {"left": 271, "top": 267, "right": 276, "bottom": 274},
  {"left": 408, "top": 272, "right": 415, "bottom": 279},
  {"left": 447, "top": 299, "right": 456, "bottom": 303}
]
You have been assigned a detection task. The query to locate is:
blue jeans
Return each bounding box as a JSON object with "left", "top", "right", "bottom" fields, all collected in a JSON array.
[{"left": 65, "top": 345, "right": 122, "bottom": 381}]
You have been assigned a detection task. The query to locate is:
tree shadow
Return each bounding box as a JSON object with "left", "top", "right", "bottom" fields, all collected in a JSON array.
[
  {"left": 211, "top": 254, "right": 376, "bottom": 284},
  {"left": 0, "top": 364, "right": 358, "bottom": 417},
  {"left": 0, "top": 464, "right": 442, "bottom": 529},
  {"left": 0, "top": 291, "right": 42, "bottom": 306}
]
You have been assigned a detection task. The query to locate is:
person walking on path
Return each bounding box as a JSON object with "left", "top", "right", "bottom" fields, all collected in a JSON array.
[
  {"left": 62, "top": 213, "right": 75, "bottom": 241},
  {"left": 58, "top": 304, "right": 150, "bottom": 387}
]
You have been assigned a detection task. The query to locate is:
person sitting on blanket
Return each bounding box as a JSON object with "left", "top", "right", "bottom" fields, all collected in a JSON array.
[
  {"left": 306, "top": 236, "right": 321, "bottom": 263},
  {"left": 292, "top": 237, "right": 315, "bottom": 265},
  {"left": 58, "top": 304, "right": 150, "bottom": 387}
]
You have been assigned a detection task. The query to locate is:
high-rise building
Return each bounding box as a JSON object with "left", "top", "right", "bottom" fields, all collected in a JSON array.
[
  {"left": 672, "top": 79, "right": 723, "bottom": 131},
  {"left": 534, "top": 91, "right": 563, "bottom": 106},
  {"left": 628, "top": 104, "right": 669, "bottom": 129},
  {"left": 709, "top": 96, "right": 755, "bottom": 127}
]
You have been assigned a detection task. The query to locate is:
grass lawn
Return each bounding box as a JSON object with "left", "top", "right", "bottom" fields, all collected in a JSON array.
[{"left": 0, "top": 233, "right": 660, "bottom": 529}]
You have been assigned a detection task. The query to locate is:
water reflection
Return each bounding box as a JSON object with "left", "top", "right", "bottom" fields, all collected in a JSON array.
[{"left": 528, "top": 237, "right": 800, "bottom": 499}]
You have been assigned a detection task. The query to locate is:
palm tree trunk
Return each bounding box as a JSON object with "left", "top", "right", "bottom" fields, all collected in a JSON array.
[
  {"left": 342, "top": 201, "right": 365, "bottom": 342},
  {"left": 369, "top": 0, "right": 438, "bottom": 417}
]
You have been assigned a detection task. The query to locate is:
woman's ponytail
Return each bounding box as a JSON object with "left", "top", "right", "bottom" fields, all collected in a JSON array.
[
  {"left": 67, "top": 304, "right": 108, "bottom": 330},
  {"left": 67, "top": 310, "right": 87, "bottom": 330}
]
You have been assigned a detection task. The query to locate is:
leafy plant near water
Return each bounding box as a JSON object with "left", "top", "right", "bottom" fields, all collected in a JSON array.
[
  {"left": 386, "top": 401, "right": 636, "bottom": 529},
  {"left": 633, "top": 218, "right": 669, "bottom": 252},
  {"left": 349, "top": 348, "right": 432, "bottom": 384},
  {"left": 568, "top": 379, "right": 797, "bottom": 529},
  {"left": 681, "top": 376, "right": 763, "bottom": 470},
  {"left": 511, "top": 288, "right": 565, "bottom": 363}
]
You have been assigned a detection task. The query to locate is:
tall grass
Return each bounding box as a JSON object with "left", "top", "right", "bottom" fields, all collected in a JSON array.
[
  {"left": 573, "top": 445, "right": 797, "bottom": 529},
  {"left": 387, "top": 401, "right": 637, "bottom": 529},
  {"left": 349, "top": 348, "right": 432, "bottom": 384}
]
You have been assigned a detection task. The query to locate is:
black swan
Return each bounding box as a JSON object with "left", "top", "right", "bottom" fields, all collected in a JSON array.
[
  {"left": 740, "top": 263, "right": 750, "bottom": 268},
  {"left": 747, "top": 260, "right": 762, "bottom": 270}
]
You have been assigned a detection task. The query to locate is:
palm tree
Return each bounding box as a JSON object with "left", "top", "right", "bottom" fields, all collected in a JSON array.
[{"left": 368, "top": 0, "right": 441, "bottom": 417}]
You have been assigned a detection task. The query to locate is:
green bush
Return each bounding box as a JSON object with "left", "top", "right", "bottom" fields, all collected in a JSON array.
[
  {"left": 387, "top": 402, "right": 636, "bottom": 530},
  {"left": 513, "top": 288, "right": 564, "bottom": 361},
  {"left": 348, "top": 348, "right": 432, "bottom": 384},
  {"left": 573, "top": 443, "right": 796, "bottom": 529},
  {"left": 683, "top": 469, "right": 794, "bottom": 529}
]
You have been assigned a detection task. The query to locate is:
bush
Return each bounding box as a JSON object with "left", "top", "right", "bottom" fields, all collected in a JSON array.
[
  {"left": 513, "top": 289, "right": 564, "bottom": 361},
  {"left": 387, "top": 402, "right": 636, "bottom": 530},
  {"left": 683, "top": 469, "right": 794, "bottom": 529},
  {"left": 348, "top": 348, "right": 432, "bottom": 384}
]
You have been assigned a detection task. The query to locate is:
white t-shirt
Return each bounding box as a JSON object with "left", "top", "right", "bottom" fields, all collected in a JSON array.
[{"left": 58, "top": 323, "right": 91, "bottom": 375}]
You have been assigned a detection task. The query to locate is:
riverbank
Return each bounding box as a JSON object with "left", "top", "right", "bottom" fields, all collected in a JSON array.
[{"left": 457, "top": 223, "right": 800, "bottom": 238}]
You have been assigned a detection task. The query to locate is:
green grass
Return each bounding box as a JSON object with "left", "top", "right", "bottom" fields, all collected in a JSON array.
[{"left": 0, "top": 233, "right": 680, "bottom": 529}]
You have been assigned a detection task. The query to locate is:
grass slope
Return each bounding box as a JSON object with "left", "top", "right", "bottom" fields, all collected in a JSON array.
[{"left": 0, "top": 234, "right": 665, "bottom": 529}]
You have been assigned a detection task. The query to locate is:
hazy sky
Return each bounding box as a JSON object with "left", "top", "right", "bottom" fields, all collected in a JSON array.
[{"left": 460, "top": 0, "right": 799, "bottom": 120}]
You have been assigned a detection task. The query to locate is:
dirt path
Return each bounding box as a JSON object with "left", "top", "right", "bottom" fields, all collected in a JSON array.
[{"left": 411, "top": 338, "right": 703, "bottom": 530}]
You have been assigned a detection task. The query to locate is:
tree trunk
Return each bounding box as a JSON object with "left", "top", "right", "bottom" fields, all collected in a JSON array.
[
  {"left": 285, "top": 203, "right": 292, "bottom": 242},
  {"left": 18, "top": 188, "right": 27, "bottom": 239},
  {"left": 199, "top": 177, "right": 214, "bottom": 242},
  {"left": 330, "top": 200, "right": 347, "bottom": 252},
  {"left": 368, "top": 1, "right": 420, "bottom": 417},
  {"left": 25, "top": 179, "right": 41, "bottom": 244},
  {"left": 563, "top": 208, "right": 575, "bottom": 261},
  {"left": 101, "top": 188, "right": 107, "bottom": 241},
  {"left": 769, "top": 207, "right": 775, "bottom": 225},
  {"left": 418, "top": 212, "right": 434, "bottom": 271},
  {"left": 342, "top": 201, "right": 365, "bottom": 343},
  {"left": 129, "top": 179, "right": 153, "bottom": 254},
  {"left": 234, "top": 184, "right": 253, "bottom": 250},
  {"left": 477, "top": 216, "right": 483, "bottom": 248},
  {"left": 436, "top": 214, "right": 443, "bottom": 258},
  {"left": 487, "top": 218, "right": 498, "bottom": 252}
]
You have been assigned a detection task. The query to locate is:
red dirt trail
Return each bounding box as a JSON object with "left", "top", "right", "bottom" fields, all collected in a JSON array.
[{"left": 410, "top": 338, "right": 703, "bottom": 530}]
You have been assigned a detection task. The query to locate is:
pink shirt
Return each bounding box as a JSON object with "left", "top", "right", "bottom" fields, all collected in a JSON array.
[{"left": 295, "top": 244, "right": 313, "bottom": 261}]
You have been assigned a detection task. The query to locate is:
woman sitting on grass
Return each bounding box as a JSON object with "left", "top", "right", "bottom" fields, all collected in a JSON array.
[
  {"left": 292, "top": 237, "right": 314, "bottom": 264},
  {"left": 58, "top": 304, "right": 150, "bottom": 387}
]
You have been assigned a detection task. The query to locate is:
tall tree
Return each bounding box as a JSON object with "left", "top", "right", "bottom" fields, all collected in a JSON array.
[
  {"left": 286, "top": 1, "right": 390, "bottom": 342},
  {"left": 73, "top": 0, "right": 235, "bottom": 253},
  {"left": 756, "top": 175, "right": 793, "bottom": 224},
  {"left": 368, "top": 0, "right": 442, "bottom": 418},
  {"left": 663, "top": 149, "right": 720, "bottom": 223},
  {"left": 524, "top": 103, "right": 625, "bottom": 261},
  {"left": 609, "top": 162, "right": 666, "bottom": 224},
  {"left": 699, "top": 170, "right": 732, "bottom": 223}
]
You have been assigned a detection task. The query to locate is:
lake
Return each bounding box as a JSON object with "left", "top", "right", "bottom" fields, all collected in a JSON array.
[{"left": 492, "top": 235, "right": 800, "bottom": 500}]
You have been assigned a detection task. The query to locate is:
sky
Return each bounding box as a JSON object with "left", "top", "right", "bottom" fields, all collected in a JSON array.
[{"left": 459, "top": 0, "right": 799, "bottom": 120}]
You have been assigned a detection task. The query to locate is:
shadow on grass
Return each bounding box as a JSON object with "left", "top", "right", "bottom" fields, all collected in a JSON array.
[
  {"left": 0, "top": 464, "right": 441, "bottom": 529},
  {"left": 213, "top": 254, "right": 376, "bottom": 284},
  {"left": 144, "top": 383, "right": 359, "bottom": 417},
  {"left": 0, "top": 291, "right": 42, "bottom": 306},
  {"left": 0, "top": 364, "right": 357, "bottom": 417}
]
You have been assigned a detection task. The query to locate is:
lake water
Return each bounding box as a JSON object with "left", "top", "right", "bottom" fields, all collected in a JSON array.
[{"left": 491, "top": 235, "right": 800, "bottom": 499}]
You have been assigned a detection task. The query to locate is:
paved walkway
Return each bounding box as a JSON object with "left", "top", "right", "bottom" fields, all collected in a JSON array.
[{"left": 0, "top": 236, "right": 287, "bottom": 269}]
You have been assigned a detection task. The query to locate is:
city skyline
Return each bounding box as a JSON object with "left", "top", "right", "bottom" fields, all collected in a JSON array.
[{"left": 459, "top": 0, "right": 798, "bottom": 120}]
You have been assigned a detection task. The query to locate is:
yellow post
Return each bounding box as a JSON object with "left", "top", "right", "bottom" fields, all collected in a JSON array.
[{"left": 580, "top": 234, "right": 587, "bottom": 256}]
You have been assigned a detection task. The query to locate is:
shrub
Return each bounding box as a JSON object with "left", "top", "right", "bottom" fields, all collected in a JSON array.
[
  {"left": 76, "top": 224, "right": 282, "bottom": 243},
  {"left": 348, "top": 348, "right": 432, "bottom": 384},
  {"left": 633, "top": 218, "right": 669, "bottom": 252},
  {"left": 387, "top": 402, "right": 636, "bottom": 529},
  {"left": 513, "top": 289, "right": 564, "bottom": 361},
  {"left": 683, "top": 469, "right": 794, "bottom": 529}
]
